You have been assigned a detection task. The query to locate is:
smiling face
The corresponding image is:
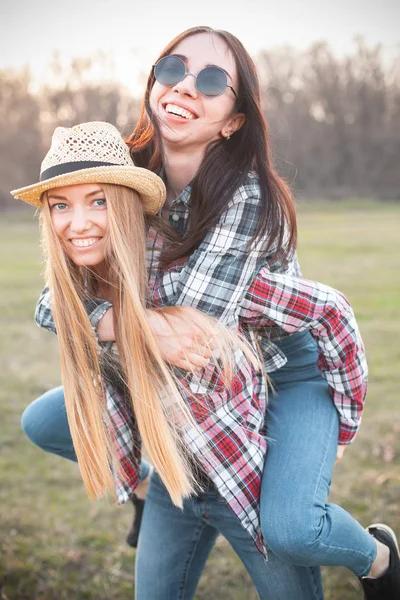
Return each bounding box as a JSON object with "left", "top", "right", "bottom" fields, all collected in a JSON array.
[
  {"left": 47, "top": 183, "right": 108, "bottom": 267},
  {"left": 149, "top": 32, "right": 245, "bottom": 153}
]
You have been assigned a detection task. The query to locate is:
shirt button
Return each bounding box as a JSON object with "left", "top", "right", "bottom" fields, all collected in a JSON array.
[{"left": 172, "top": 214, "right": 180, "bottom": 222}]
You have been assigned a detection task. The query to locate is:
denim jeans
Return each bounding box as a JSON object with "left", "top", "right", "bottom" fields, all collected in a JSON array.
[
  {"left": 135, "top": 471, "right": 324, "bottom": 600},
  {"left": 21, "top": 332, "right": 377, "bottom": 585},
  {"left": 21, "top": 386, "right": 151, "bottom": 481},
  {"left": 260, "top": 331, "right": 376, "bottom": 578}
]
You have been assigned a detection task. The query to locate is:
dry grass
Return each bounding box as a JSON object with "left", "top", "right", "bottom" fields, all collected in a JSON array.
[{"left": 1, "top": 202, "right": 399, "bottom": 599}]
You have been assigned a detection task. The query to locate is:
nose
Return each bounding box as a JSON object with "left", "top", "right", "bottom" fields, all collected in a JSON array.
[
  {"left": 70, "top": 206, "right": 91, "bottom": 233},
  {"left": 172, "top": 72, "right": 198, "bottom": 99}
]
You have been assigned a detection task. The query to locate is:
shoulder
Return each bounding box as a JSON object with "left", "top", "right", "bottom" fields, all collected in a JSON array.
[{"left": 229, "top": 172, "right": 262, "bottom": 208}]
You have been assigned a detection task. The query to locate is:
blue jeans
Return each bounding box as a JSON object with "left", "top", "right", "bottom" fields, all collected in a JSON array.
[
  {"left": 260, "top": 331, "right": 376, "bottom": 578},
  {"left": 21, "top": 332, "right": 377, "bottom": 583},
  {"left": 21, "top": 385, "right": 324, "bottom": 597},
  {"left": 136, "top": 471, "right": 323, "bottom": 600},
  {"left": 21, "top": 386, "right": 151, "bottom": 481}
]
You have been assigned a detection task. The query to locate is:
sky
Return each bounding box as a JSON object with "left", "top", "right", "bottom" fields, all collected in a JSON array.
[{"left": 1, "top": 0, "right": 399, "bottom": 93}]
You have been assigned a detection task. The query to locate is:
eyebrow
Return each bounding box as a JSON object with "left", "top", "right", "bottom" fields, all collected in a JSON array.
[
  {"left": 172, "top": 53, "right": 233, "bottom": 82},
  {"left": 47, "top": 189, "right": 103, "bottom": 201}
]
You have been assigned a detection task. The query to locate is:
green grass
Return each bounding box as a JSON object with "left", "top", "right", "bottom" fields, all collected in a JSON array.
[{"left": 1, "top": 202, "right": 400, "bottom": 599}]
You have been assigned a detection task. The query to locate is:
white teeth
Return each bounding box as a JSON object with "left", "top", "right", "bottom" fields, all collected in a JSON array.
[
  {"left": 165, "top": 103, "right": 194, "bottom": 120},
  {"left": 71, "top": 238, "right": 99, "bottom": 247}
]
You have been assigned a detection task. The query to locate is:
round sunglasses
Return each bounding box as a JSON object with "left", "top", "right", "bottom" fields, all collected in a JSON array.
[{"left": 153, "top": 55, "right": 238, "bottom": 99}]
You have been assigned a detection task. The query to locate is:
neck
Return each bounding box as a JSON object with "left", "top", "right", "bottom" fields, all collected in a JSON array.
[{"left": 163, "top": 144, "right": 205, "bottom": 206}]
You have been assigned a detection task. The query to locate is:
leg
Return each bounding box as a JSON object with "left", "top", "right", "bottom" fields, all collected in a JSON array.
[
  {"left": 135, "top": 473, "right": 218, "bottom": 600},
  {"left": 204, "top": 488, "right": 324, "bottom": 600},
  {"left": 138, "top": 460, "right": 152, "bottom": 482},
  {"left": 21, "top": 386, "right": 151, "bottom": 478},
  {"left": 260, "top": 332, "right": 376, "bottom": 577},
  {"left": 127, "top": 462, "right": 154, "bottom": 548},
  {"left": 21, "top": 386, "right": 77, "bottom": 461}
]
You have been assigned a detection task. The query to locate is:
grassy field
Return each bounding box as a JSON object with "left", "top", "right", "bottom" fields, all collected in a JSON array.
[{"left": 1, "top": 202, "right": 399, "bottom": 599}]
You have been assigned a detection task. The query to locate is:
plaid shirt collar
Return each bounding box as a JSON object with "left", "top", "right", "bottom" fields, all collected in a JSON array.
[
  {"left": 172, "top": 184, "right": 191, "bottom": 207},
  {"left": 157, "top": 167, "right": 192, "bottom": 208},
  {"left": 157, "top": 169, "right": 191, "bottom": 235}
]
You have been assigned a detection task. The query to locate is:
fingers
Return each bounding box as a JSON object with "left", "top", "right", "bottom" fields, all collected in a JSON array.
[
  {"left": 335, "top": 445, "right": 346, "bottom": 464},
  {"left": 177, "top": 355, "right": 211, "bottom": 372},
  {"left": 152, "top": 310, "right": 219, "bottom": 370},
  {"left": 175, "top": 346, "right": 212, "bottom": 370},
  {"left": 164, "top": 311, "right": 217, "bottom": 349},
  {"left": 177, "top": 335, "right": 214, "bottom": 359},
  {"left": 192, "top": 341, "right": 214, "bottom": 360},
  {"left": 195, "top": 335, "right": 217, "bottom": 352}
]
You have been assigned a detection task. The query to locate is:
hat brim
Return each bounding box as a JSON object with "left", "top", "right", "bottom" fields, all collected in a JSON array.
[{"left": 10, "top": 165, "right": 166, "bottom": 215}]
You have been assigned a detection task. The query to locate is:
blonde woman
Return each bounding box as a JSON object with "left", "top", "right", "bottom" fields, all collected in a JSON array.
[
  {"left": 12, "top": 121, "right": 264, "bottom": 511},
  {"left": 14, "top": 121, "right": 398, "bottom": 599}
]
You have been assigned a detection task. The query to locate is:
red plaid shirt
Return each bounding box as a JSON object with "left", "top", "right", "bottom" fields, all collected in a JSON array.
[{"left": 102, "top": 239, "right": 367, "bottom": 557}]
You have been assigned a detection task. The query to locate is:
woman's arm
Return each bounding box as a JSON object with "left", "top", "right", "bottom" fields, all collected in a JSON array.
[
  {"left": 35, "top": 287, "right": 57, "bottom": 334},
  {"left": 36, "top": 286, "right": 213, "bottom": 370},
  {"left": 240, "top": 269, "right": 368, "bottom": 445},
  {"left": 35, "top": 286, "right": 113, "bottom": 338},
  {"left": 155, "top": 259, "right": 367, "bottom": 443},
  {"left": 98, "top": 306, "right": 215, "bottom": 370}
]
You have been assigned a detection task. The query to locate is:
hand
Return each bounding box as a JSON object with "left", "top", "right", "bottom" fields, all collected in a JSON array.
[
  {"left": 335, "top": 445, "right": 347, "bottom": 464},
  {"left": 146, "top": 307, "right": 215, "bottom": 371}
]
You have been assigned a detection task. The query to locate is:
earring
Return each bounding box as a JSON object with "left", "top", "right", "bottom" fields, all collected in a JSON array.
[{"left": 225, "top": 131, "right": 232, "bottom": 140}]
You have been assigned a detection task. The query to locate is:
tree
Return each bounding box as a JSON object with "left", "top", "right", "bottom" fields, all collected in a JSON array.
[{"left": 0, "top": 68, "right": 42, "bottom": 210}]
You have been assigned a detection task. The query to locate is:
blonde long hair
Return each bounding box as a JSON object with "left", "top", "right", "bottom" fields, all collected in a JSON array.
[{"left": 40, "top": 184, "right": 259, "bottom": 507}]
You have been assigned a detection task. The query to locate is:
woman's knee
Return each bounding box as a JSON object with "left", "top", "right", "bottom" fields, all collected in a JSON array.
[
  {"left": 21, "top": 387, "right": 66, "bottom": 451},
  {"left": 261, "top": 507, "right": 324, "bottom": 566}
]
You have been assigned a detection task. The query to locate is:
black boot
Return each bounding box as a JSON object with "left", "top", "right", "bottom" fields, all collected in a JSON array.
[{"left": 126, "top": 495, "right": 145, "bottom": 548}]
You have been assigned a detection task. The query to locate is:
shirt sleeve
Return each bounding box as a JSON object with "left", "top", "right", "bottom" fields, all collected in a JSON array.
[
  {"left": 156, "top": 180, "right": 271, "bottom": 329},
  {"left": 35, "top": 286, "right": 57, "bottom": 334},
  {"left": 240, "top": 269, "right": 368, "bottom": 444},
  {"left": 35, "top": 285, "right": 113, "bottom": 339}
]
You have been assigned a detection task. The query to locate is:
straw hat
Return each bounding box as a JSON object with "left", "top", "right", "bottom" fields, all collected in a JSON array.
[{"left": 11, "top": 121, "right": 165, "bottom": 214}]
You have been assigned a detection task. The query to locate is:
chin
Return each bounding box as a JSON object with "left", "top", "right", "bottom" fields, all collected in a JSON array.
[
  {"left": 69, "top": 253, "right": 104, "bottom": 268},
  {"left": 160, "top": 128, "right": 199, "bottom": 148}
]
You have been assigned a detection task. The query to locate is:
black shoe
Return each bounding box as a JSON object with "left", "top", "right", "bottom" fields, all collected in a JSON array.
[
  {"left": 126, "top": 495, "right": 145, "bottom": 548},
  {"left": 360, "top": 523, "right": 400, "bottom": 600}
]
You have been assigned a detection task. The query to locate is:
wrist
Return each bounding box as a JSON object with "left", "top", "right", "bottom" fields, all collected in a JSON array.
[{"left": 96, "top": 306, "right": 115, "bottom": 342}]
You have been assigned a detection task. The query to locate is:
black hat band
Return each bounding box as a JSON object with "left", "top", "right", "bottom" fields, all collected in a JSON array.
[{"left": 40, "top": 161, "right": 121, "bottom": 182}]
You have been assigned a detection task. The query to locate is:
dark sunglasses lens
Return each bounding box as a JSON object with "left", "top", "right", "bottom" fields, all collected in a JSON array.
[
  {"left": 154, "top": 56, "right": 184, "bottom": 86},
  {"left": 197, "top": 67, "right": 227, "bottom": 97}
]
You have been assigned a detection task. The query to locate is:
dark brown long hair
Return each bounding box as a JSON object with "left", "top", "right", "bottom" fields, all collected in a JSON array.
[{"left": 126, "top": 26, "right": 297, "bottom": 267}]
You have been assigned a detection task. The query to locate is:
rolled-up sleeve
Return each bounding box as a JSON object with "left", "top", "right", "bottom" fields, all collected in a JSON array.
[
  {"left": 35, "top": 286, "right": 57, "bottom": 334},
  {"left": 240, "top": 270, "right": 368, "bottom": 444},
  {"left": 35, "top": 285, "right": 112, "bottom": 338}
]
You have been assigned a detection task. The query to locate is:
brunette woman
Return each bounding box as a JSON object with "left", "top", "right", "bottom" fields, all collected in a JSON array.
[{"left": 122, "top": 27, "right": 398, "bottom": 599}]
